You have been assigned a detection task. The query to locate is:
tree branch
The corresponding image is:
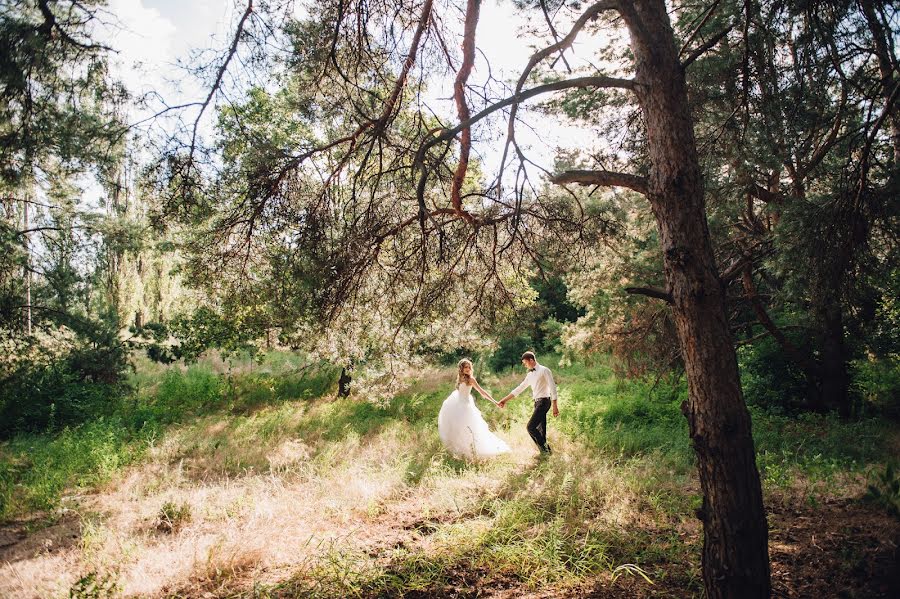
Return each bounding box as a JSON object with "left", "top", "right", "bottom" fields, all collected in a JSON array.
[
  {"left": 550, "top": 169, "right": 648, "bottom": 195},
  {"left": 681, "top": 24, "right": 734, "bottom": 69},
  {"left": 36, "top": 0, "right": 112, "bottom": 51},
  {"left": 678, "top": 0, "right": 721, "bottom": 57},
  {"left": 746, "top": 183, "right": 782, "bottom": 205},
  {"left": 499, "top": 0, "right": 621, "bottom": 189},
  {"left": 450, "top": 0, "right": 480, "bottom": 224},
  {"left": 415, "top": 75, "right": 635, "bottom": 224},
  {"left": 190, "top": 1, "right": 254, "bottom": 154},
  {"left": 741, "top": 267, "right": 817, "bottom": 373},
  {"left": 625, "top": 286, "right": 674, "bottom": 304}
]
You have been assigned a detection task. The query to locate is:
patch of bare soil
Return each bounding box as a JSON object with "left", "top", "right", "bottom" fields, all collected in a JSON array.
[
  {"left": 768, "top": 499, "right": 900, "bottom": 599},
  {"left": 0, "top": 512, "right": 82, "bottom": 564}
]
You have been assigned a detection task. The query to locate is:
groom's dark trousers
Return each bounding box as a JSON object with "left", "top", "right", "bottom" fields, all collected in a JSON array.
[{"left": 527, "top": 397, "right": 552, "bottom": 451}]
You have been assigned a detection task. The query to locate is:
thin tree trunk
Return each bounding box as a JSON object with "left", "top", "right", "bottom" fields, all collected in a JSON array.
[
  {"left": 338, "top": 366, "right": 352, "bottom": 398},
  {"left": 812, "top": 281, "right": 851, "bottom": 418},
  {"left": 24, "top": 195, "right": 32, "bottom": 335},
  {"left": 620, "top": 2, "right": 770, "bottom": 596}
]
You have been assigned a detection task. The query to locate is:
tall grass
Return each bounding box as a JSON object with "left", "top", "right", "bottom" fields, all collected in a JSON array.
[
  {"left": 1, "top": 352, "right": 896, "bottom": 598},
  {"left": 0, "top": 354, "right": 337, "bottom": 520}
]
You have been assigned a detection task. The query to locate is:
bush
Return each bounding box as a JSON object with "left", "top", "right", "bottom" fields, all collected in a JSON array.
[
  {"left": 489, "top": 334, "right": 536, "bottom": 372},
  {"left": 865, "top": 463, "right": 900, "bottom": 518},
  {"left": 851, "top": 357, "right": 900, "bottom": 417},
  {"left": 737, "top": 337, "right": 809, "bottom": 412},
  {"left": 0, "top": 320, "right": 130, "bottom": 437},
  {"left": 0, "top": 360, "right": 126, "bottom": 438}
]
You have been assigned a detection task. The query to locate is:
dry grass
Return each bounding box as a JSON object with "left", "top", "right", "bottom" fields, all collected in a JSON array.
[
  {"left": 1, "top": 384, "right": 648, "bottom": 598},
  {"left": 2, "top": 362, "right": 896, "bottom": 598}
]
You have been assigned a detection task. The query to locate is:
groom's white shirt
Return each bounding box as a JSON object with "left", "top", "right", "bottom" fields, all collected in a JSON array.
[{"left": 511, "top": 363, "right": 558, "bottom": 402}]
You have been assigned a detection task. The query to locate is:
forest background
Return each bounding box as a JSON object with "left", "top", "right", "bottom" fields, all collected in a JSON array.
[{"left": 0, "top": 0, "right": 898, "bottom": 597}]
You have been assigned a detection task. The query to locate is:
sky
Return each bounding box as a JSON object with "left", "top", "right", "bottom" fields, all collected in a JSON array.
[{"left": 95, "top": 0, "right": 607, "bottom": 182}]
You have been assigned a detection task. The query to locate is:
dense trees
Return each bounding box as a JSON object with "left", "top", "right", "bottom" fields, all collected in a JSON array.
[
  {"left": 1, "top": 0, "right": 896, "bottom": 596},
  {"left": 0, "top": 1, "right": 172, "bottom": 432}
]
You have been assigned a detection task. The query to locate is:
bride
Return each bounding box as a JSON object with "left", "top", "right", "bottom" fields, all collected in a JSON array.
[{"left": 438, "top": 359, "right": 510, "bottom": 459}]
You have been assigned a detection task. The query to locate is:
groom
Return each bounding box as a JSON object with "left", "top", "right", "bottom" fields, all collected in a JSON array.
[{"left": 498, "top": 351, "right": 558, "bottom": 454}]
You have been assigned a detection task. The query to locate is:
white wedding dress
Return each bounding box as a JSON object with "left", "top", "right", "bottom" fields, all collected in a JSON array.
[{"left": 438, "top": 382, "right": 510, "bottom": 459}]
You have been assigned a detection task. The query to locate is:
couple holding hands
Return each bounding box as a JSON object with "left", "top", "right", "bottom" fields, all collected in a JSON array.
[{"left": 437, "top": 351, "right": 558, "bottom": 459}]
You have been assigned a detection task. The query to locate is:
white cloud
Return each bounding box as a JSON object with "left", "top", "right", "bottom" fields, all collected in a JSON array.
[{"left": 98, "top": 0, "right": 178, "bottom": 95}]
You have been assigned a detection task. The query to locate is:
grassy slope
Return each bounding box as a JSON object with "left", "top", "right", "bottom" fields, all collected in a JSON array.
[{"left": 0, "top": 354, "right": 896, "bottom": 598}]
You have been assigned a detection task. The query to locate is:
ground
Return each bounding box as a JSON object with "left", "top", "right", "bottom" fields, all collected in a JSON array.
[{"left": 1, "top": 357, "right": 897, "bottom": 598}]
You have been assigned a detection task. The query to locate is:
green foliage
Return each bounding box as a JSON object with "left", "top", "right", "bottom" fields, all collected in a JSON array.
[
  {"left": 750, "top": 407, "right": 890, "bottom": 491},
  {"left": 0, "top": 418, "right": 147, "bottom": 519},
  {"left": 865, "top": 463, "right": 900, "bottom": 519},
  {"left": 153, "top": 366, "right": 224, "bottom": 414},
  {"left": 489, "top": 276, "right": 582, "bottom": 371},
  {"left": 135, "top": 305, "right": 271, "bottom": 364},
  {"left": 0, "top": 323, "right": 130, "bottom": 437},
  {"left": 557, "top": 359, "right": 692, "bottom": 469},
  {"left": 0, "top": 0, "right": 126, "bottom": 187},
  {"left": 489, "top": 334, "right": 537, "bottom": 372},
  {"left": 68, "top": 570, "right": 119, "bottom": 599},
  {"left": 0, "top": 353, "right": 339, "bottom": 519},
  {"left": 156, "top": 500, "right": 192, "bottom": 533},
  {"left": 851, "top": 357, "right": 900, "bottom": 417},
  {"left": 737, "top": 336, "right": 810, "bottom": 412}
]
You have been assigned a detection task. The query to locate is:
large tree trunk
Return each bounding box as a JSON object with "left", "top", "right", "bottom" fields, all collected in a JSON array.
[{"left": 620, "top": 2, "right": 770, "bottom": 596}]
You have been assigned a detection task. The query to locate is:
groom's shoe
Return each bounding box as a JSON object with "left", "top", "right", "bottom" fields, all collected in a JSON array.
[{"left": 542, "top": 444, "right": 552, "bottom": 454}]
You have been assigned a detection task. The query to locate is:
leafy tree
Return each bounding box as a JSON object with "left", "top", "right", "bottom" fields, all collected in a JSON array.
[
  {"left": 157, "top": 1, "right": 780, "bottom": 594},
  {"left": 0, "top": 1, "right": 138, "bottom": 431}
]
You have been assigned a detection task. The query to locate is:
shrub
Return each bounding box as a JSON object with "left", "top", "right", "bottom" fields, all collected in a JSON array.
[
  {"left": 156, "top": 500, "right": 192, "bottom": 533},
  {"left": 489, "top": 334, "right": 536, "bottom": 372},
  {"left": 0, "top": 361, "right": 126, "bottom": 438},
  {"left": 737, "top": 336, "right": 809, "bottom": 412},
  {"left": 0, "top": 320, "right": 130, "bottom": 437},
  {"left": 865, "top": 463, "right": 900, "bottom": 518},
  {"left": 851, "top": 357, "right": 900, "bottom": 417}
]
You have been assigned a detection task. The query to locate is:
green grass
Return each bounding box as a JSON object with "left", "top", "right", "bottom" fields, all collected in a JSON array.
[
  {"left": 1, "top": 351, "right": 896, "bottom": 598},
  {"left": 0, "top": 354, "right": 338, "bottom": 520},
  {"left": 0, "top": 417, "right": 151, "bottom": 518}
]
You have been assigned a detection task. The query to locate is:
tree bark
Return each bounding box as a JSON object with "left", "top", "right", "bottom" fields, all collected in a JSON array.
[
  {"left": 338, "top": 366, "right": 352, "bottom": 398},
  {"left": 812, "top": 279, "right": 851, "bottom": 418},
  {"left": 23, "top": 194, "right": 32, "bottom": 336},
  {"left": 619, "top": 2, "right": 770, "bottom": 596}
]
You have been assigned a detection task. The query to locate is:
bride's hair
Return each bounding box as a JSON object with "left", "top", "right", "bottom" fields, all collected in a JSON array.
[{"left": 456, "top": 358, "right": 474, "bottom": 388}]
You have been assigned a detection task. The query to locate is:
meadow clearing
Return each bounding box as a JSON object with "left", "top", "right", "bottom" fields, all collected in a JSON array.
[{"left": 1, "top": 353, "right": 898, "bottom": 598}]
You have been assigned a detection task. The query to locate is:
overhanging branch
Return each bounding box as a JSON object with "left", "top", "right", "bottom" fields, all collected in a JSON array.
[
  {"left": 681, "top": 24, "right": 734, "bottom": 69},
  {"left": 414, "top": 75, "right": 635, "bottom": 223},
  {"left": 550, "top": 169, "right": 648, "bottom": 195},
  {"left": 499, "top": 0, "right": 622, "bottom": 187},
  {"left": 190, "top": 1, "right": 254, "bottom": 154},
  {"left": 625, "top": 286, "right": 674, "bottom": 304}
]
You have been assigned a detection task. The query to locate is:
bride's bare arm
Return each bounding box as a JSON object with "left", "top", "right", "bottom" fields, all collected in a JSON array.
[{"left": 470, "top": 377, "right": 496, "bottom": 402}]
